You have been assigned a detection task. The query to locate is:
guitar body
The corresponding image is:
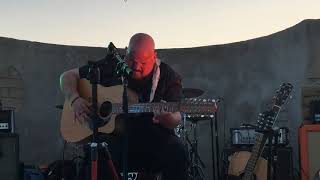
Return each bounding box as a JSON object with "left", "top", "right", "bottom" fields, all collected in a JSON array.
[
  {"left": 60, "top": 79, "right": 139, "bottom": 143},
  {"left": 227, "top": 151, "right": 267, "bottom": 180}
]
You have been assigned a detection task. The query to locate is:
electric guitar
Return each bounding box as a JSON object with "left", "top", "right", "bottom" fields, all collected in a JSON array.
[
  {"left": 60, "top": 79, "right": 217, "bottom": 143},
  {"left": 227, "top": 83, "right": 293, "bottom": 180}
]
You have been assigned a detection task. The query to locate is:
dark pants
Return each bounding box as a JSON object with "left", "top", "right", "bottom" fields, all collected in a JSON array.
[{"left": 106, "top": 114, "right": 189, "bottom": 180}]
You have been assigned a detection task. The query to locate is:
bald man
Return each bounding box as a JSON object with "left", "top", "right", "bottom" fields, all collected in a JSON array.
[{"left": 60, "top": 33, "right": 188, "bottom": 179}]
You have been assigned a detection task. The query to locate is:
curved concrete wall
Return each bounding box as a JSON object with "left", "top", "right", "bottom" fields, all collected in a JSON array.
[{"left": 0, "top": 19, "right": 319, "bottom": 178}]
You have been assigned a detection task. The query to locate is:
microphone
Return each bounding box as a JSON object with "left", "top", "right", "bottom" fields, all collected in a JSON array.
[{"left": 106, "top": 42, "right": 132, "bottom": 77}]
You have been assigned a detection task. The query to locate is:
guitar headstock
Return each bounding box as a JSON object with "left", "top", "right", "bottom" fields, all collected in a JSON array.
[
  {"left": 273, "top": 83, "right": 293, "bottom": 107},
  {"left": 181, "top": 98, "right": 217, "bottom": 114},
  {"left": 257, "top": 83, "right": 293, "bottom": 131}
]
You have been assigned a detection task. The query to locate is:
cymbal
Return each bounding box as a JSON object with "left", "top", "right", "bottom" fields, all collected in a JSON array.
[
  {"left": 182, "top": 88, "right": 204, "bottom": 98},
  {"left": 55, "top": 104, "right": 63, "bottom": 109}
]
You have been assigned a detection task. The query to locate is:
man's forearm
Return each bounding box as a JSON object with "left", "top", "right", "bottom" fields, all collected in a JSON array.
[{"left": 60, "top": 71, "right": 79, "bottom": 101}]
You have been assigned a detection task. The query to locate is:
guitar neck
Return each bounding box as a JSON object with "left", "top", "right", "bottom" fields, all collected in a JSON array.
[
  {"left": 243, "top": 133, "right": 267, "bottom": 178},
  {"left": 111, "top": 102, "right": 180, "bottom": 114},
  {"left": 243, "top": 105, "right": 281, "bottom": 179}
]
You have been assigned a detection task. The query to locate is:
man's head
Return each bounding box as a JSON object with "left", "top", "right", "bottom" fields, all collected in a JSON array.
[{"left": 125, "top": 33, "right": 157, "bottom": 80}]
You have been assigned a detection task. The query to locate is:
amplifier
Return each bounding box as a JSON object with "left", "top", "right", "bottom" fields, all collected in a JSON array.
[
  {"left": 309, "top": 100, "right": 320, "bottom": 123},
  {"left": 230, "top": 127, "right": 256, "bottom": 145},
  {"left": 0, "top": 133, "right": 20, "bottom": 180},
  {"left": 0, "top": 110, "right": 14, "bottom": 133},
  {"left": 230, "top": 126, "right": 289, "bottom": 146},
  {"left": 299, "top": 124, "right": 320, "bottom": 180}
]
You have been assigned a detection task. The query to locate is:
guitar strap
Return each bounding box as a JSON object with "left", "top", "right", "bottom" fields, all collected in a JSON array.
[{"left": 149, "top": 58, "right": 161, "bottom": 102}]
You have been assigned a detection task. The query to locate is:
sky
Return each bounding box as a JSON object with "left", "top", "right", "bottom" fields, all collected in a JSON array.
[{"left": 0, "top": 0, "right": 319, "bottom": 49}]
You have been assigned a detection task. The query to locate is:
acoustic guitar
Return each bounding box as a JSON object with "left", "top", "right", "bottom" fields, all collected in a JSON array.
[
  {"left": 227, "top": 83, "right": 293, "bottom": 180},
  {"left": 60, "top": 79, "right": 217, "bottom": 143}
]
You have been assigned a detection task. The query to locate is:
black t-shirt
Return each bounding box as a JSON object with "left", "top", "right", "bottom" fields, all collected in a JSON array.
[{"left": 78, "top": 61, "right": 183, "bottom": 103}]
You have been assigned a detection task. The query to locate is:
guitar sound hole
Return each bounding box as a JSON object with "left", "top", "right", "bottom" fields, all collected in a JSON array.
[{"left": 100, "top": 101, "right": 112, "bottom": 118}]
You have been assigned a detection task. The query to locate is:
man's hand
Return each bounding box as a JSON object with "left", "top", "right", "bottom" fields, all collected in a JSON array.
[
  {"left": 153, "top": 112, "right": 182, "bottom": 129},
  {"left": 71, "top": 97, "right": 91, "bottom": 124}
]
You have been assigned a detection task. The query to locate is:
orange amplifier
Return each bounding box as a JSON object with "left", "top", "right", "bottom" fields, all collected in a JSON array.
[{"left": 299, "top": 124, "right": 320, "bottom": 180}]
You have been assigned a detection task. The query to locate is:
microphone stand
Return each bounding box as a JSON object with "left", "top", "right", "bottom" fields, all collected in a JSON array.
[
  {"left": 85, "top": 42, "right": 126, "bottom": 180},
  {"left": 214, "top": 110, "right": 220, "bottom": 180},
  {"left": 108, "top": 42, "right": 132, "bottom": 180},
  {"left": 210, "top": 99, "right": 220, "bottom": 180},
  {"left": 121, "top": 77, "right": 129, "bottom": 180},
  {"left": 86, "top": 60, "right": 101, "bottom": 180},
  {"left": 209, "top": 114, "right": 216, "bottom": 180}
]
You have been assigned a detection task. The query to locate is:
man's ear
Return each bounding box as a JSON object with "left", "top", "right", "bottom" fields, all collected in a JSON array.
[{"left": 154, "top": 51, "right": 158, "bottom": 59}]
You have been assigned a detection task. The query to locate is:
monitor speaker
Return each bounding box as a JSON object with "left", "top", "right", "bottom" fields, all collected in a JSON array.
[{"left": 0, "top": 133, "right": 19, "bottom": 180}]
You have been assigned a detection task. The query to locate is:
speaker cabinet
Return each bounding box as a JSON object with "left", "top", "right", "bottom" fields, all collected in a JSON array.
[
  {"left": 274, "top": 147, "right": 294, "bottom": 180},
  {"left": 0, "top": 133, "right": 19, "bottom": 180},
  {"left": 299, "top": 124, "right": 320, "bottom": 180}
]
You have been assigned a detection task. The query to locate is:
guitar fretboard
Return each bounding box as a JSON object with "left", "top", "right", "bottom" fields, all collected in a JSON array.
[
  {"left": 108, "top": 101, "right": 216, "bottom": 114},
  {"left": 243, "top": 105, "right": 281, "bottom": 179},
  {"left": 243, "top": 133, "right": 266, "bottom": 178},
  {"left": 111, "top": 102, "right": 180, "bottom": 113}
]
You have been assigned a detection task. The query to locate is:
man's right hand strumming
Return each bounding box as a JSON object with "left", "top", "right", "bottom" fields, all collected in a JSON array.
[{"left": 70, "top": 96, "right": 91, "bottom": 123}]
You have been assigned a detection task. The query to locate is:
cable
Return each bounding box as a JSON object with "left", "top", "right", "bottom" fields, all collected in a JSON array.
[{"left": 62, "top": 140, "right": 67, "bottom": 180}]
